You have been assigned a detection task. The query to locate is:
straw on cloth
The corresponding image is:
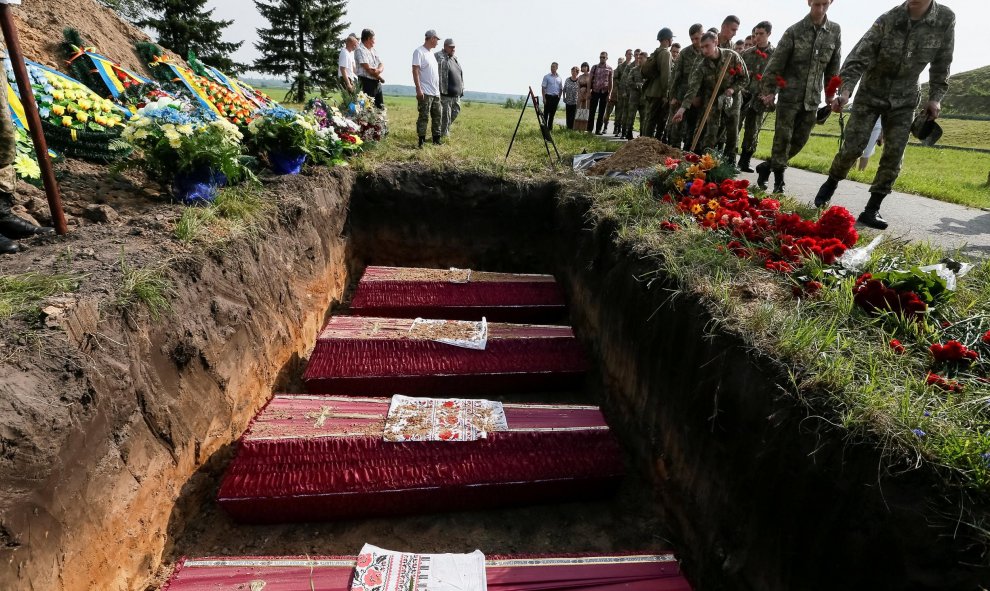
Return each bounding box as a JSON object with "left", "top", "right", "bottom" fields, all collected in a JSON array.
[
  {"left": 410, "top": 317, "right": 488, "bottom": 350},
  {"left": 383, "top": 395, "right": 508, "bottom": 442},
  {"left": 352, "top": 544, "right": 486, "bottom": 591}
]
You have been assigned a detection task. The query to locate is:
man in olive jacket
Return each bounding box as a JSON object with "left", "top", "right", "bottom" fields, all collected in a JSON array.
[{"left": 642, "top": 28, "right": 674, "bottom": 140}]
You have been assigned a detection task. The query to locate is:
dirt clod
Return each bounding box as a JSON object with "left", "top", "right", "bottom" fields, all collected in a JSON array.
[{"left": 587, "top": 137, "right": 682, "bottom": 176}]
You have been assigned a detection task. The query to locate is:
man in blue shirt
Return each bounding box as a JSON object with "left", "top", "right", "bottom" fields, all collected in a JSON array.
[{"left": 541, "top": 63, "right": 563, "bottom": 129}]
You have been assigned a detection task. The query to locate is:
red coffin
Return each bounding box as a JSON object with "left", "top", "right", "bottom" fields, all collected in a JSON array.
[
  {"left": 217, "top": 395, "right": 624, "bottom": 524},
  {"left": 349, "top": 266, "right": 568, "bottom": 323},
  {"left": 302, "top": 317, "right": 589, "bottom": 395},
  {"left": 163, "top": 553, "right": 692, "bottom": 591}
]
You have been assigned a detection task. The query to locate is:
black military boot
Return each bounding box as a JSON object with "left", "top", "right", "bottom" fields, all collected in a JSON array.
[
  {"left": 738, "top": 151, "right": 754, "bottom": 172},
  {"left": 0, "top": 213, "right": 54, "bottom": 239},
  {"left": 814, "top": 176, "right": 839, "bottom": 207},
  {"left": 772, "top": 170, "right": 785, "bottom": 194},
  {"left": 755, "top": 161, "right": 771, "bottom": 190},
  {"left": 857, "top": 193, "right": 889, "bottom": 230},
  {"left": 432, "top": 134, "right": 442, "bottom": 145},
  {"left": 418, "top": 136, "right": 426, "bottom": 149},
  {"left": 0, "top": 234, "right": 18, "bottom": 254}
]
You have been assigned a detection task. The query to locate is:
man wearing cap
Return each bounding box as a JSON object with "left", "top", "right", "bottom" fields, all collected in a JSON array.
[
  {"left": 671, "top": 32, "right": 748, "bottom": 153},
  {"left": 668, "top": 24, "right": 705, "bottom": 149},
  {"left": 588, "top": 51, "right": 613, "bottom": 135},
  {"left": 436, "top": 38, "right": 464, "bottom": 138},
  {"left": 737, "top": 21, "right": 775, "bottom": 173},
  {"left": 412, "top": 29, "right": 442, "bottom": 147},
  {"left": 757, "top": 0, "right": 841, "bottom": 194},
  {"left": 814, "top": 0, "right": 955, "bottom": 229},
  {"left": 642, "top": 28, "right": 674, "bottom": 140}
]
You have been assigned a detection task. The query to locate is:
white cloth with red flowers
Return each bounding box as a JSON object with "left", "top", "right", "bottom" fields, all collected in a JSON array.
[
  {"left": 351, "top": 544, "right": 487, "bottom": 591},
  {"left": 383, "top": 395, "right": 508, "bottom": 442}
]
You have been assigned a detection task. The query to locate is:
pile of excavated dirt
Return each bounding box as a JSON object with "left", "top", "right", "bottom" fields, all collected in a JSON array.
[
  {"left": 8, "top": 0, "right": 181, "bottom": 76},
  {"left": 587, "top": 137, "right": 682, "bottom": 176}
]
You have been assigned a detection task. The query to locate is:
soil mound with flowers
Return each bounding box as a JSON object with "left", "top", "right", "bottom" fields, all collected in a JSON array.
[{"left": 587, "top": 137, "right": 682, "bottom": 176}]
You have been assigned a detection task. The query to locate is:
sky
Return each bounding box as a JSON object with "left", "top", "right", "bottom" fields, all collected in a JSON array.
[{"left": 207, "top": 0, "right": 987, "bottom": 95}]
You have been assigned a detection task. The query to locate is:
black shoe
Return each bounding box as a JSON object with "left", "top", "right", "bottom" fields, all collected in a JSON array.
[
  {"left": 0, "top": 234, "right": 18, "bottom": 254},
  {"left": 417, "top": 136, "right": 426, "bottom": 149},
  {"left": 0, "top": 214, "right": 55, "bottom": 239},
  {"left": 432, "top": 134, "right": 442, "bottom": 145},
  {"left": 772, "top": 170, "right": 785, "bottom": 194},
  {"left": 857, "top": 209, "right": 889, "bottom": 230},
  {"left": 755, "top": 161, "right": 771, "bottom": 190},
  {"left": 738, "top": 152, "right": 754, "bottom": 173},
  {"left": 814, "top": 177, "right": 839, "bottom": 208}
]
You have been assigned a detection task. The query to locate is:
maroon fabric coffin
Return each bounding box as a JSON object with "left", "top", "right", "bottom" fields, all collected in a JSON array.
[
  {"left": 302, "top": 317, "right": 588, "bottom": 395},
  {"left": 349, "top": 266, "right": 567, "bottom": 323},
  {"left": 162, "top": 553, "right": 692, "bottom": 590},
  {"left": 217, "top": 395, "right": 624, "bottom": 524}
]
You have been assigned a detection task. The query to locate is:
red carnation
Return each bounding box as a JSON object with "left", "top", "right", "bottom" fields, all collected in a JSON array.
[
  {"left": 890, "top": 339, "right": 906, "bottom": 354},
  {"left": 660, "top": 221, "right": 681, "bottom": 232},
  {"left": 930, "top": 340, "right": 979, "bottom": 363},
  {"left": 982, "top": 330, "right": 990, "bottom": 345},
  {"left": 776, "top": 75, "right": 787, "bottom": 89},
  {"left": 755, "top": 73, "right": 763, "bottom": 81},
  {"left": 685, "top": 152, "right": 701, "bottom": 163},
  {"left": 825, "top": 75, "right": 842, "bottom": 99}
]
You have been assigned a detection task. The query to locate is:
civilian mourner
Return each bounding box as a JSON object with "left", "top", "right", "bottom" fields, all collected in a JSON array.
[
  {"left": 436, "top": 38, "right": 464, "bottom": 138},
  {"left": 412, "top": 29, "right": 442, "bottom": 147}
]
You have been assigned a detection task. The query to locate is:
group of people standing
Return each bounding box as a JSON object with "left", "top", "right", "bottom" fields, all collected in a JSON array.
[{"left": 541, "top": 0, "right": 956, "bottom": 230}]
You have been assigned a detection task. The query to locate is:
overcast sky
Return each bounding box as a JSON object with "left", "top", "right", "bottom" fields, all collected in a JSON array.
[{"left": 208, "top": 0, "right": 985, "bottom": 95}]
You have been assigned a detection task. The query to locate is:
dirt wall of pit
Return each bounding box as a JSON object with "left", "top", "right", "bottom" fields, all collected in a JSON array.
[{"left": 0, "top": 169, "right": 355, "bottom": 591}]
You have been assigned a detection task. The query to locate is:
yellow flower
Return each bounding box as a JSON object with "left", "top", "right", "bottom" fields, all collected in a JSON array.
[
  {"left": 176, "top": 124, "right": 194, "bottom": 135},
  {"left": 705, "top": 211, "right": 716, "bottom": 222},
  {"left": 51, "top": 104, "right": 65, "bottom": 116},
  {"left": 13, "top": 154, "right": 40, "bottom": 179},
  {"left": 674, "top": 178, "right": 686, "bottom": 191},
  {"left": 61, "top": 116, "right": 72, "bottom": 127},
  {"left": 132, "top": 129, "right": 149, "bottom": 140},
  {"left": 77, "top": 99, "right": 91, "bottom": 111},
  {"left": 699, "top": 154, "right": 718, "bottom": 171},
  {"left": 168, "top": 136, "right": 182, "bottom": 149},
  {"left": 52, "top": 90, "right": 64, "bottom": 101},
  {"left": 76, "top": 112, "right": 89, "bottom": 123},
  {"left": 690, "top": 204, "right": 703, "bottom": 215},
  {"left": 708, "top": 199, "right": 719, "bottom": 210}
]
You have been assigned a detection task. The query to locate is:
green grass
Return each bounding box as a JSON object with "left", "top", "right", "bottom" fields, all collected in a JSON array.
[
  {"left": 116, "top": 253, "right": 174, "bottom": 320},
  {"left": 0, "top": 272, "right": 81, "bottom": 320},
  {"left": 755, "top": 114, "right": 990, "bottom": 209},
  {"left": 174, "top": 183, "right": 270, "bottom": 244}
]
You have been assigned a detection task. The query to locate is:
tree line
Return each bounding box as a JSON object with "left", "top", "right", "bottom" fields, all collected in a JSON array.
[{"left": 99, "top": 0, "right": 349, "bottom": 103}]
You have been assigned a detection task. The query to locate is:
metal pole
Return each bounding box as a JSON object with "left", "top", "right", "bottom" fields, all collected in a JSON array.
[
  {"left": 504, "top": 91, "right": 530, "bottom": 163},
  {"left": 0, "top": 4, "right": 67, "bottom": 235}
]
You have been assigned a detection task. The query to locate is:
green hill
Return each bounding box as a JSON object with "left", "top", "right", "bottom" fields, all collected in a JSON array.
[{"left": 921, "top": 64, "right": 990, "bottom": 117}]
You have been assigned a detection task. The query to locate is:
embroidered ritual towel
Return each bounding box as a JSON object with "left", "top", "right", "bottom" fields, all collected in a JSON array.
[
  {"left": 383, "top": 395, "right": 509, "bottom": 442},
  {"left": 352, "top": 544, "right": 487, "bottom": 591},
  {"left": 409, "top": 317, "right": 488, "bottom": 350}
]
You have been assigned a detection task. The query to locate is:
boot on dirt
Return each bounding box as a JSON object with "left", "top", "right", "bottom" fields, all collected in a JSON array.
[
  {"left": 0, "top": 214, "right": 55, "bottom": 239},
  {"left": 418, "top": 136, "right": 426, "bottom": 149},
  {"left": 857, "top": 193, "right": 889, "bottom": 230},
  {"left": 0, "top": 234, "right": 18, "bottom": 255},
  {"left": 432, "top": 134, "right": 442, "bottom": 145},
  {"left": 738, "top": 151, "right": 754, "bottom": 173},
  {"left": 755, "top": 161, "right": 771, "bottom": 190},
  {"left": 814, "top": 176, "right": 839, "bottom": 208},
  {"left": 772, "top": 170, "right": 785, "bottom": 194}
]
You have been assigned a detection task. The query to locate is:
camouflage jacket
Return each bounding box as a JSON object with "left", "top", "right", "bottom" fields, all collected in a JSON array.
[
  {"left": 683, "top": 48, "right": 749, "bottom": 109},
  {"left": 643, "top": 46, "right": 672, "bottom": 98},
  {"left": 839, "top": 1, "right": 955, "bottom": 109},
  {"left": 740, "top": 43, "right": 774, "bottom": 95},
  {"left": 670, "top": 44, "right": 703, "bottom": 102},
  {"left": 622, "top": 64, "right": 644, "bottom": 94},
  {"left": 613, "top": 61, "right": 629, "bottom": 96},
  {"left": 762, "top": 14, "right": 841, "bottom": 111}
]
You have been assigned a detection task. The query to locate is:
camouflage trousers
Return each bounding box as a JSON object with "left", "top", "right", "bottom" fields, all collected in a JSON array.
[
  {"left": 416, "top": 95, "right": 442, "bottom": 138},
  {"left": 667, "top": 105, "right": 697, "bottom": 149},
  {"left": 692, "top": 102, "right": 724, "bottom": 152},
  {"left": 716, "top": 94, "right": 742, "bottom": 155},
  {"left": 622, "top": 91, "right": 643, "bottom": 135},
  {"left": 614, "top": 92, "right": 628, "bottom": 132},
  {"left": 642, "top": 97, "right": 668, "bottom": 139},
  {"left": 439, "top": 95, "right": 461, "bottom": 136},
  {"left": 0, "top": 65, "right": 17, "bottom": 202},
  {"left": 603, "top": 96, "right": 616, "bottom": 130},
  {"left": 740, "top": 105, "right": 769, "bottom": 155},
  {"left": 828, "top": 100, "right": 914, "bottom": 196},
  {"left": 769, "top": 103, "right": 817, "bottom": 172}
]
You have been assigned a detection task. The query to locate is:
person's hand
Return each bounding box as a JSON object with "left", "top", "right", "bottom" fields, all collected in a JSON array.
[
  {"left": 725, "top": 88, "right": 734, "bottom": 97},
  {"left": 925, "top": 100, "right": 941, "bottom": 121},
  {"left": 760, "top": 94, "right": 775, "bottom": 107},
  {"left": 831, "top": 89, "right": 850, "bottom": 113},
  {"left": 416, "top": 89, "right": 424, "bottom": 100},
  {"left": 672, "top": 107, "right": 686, "bottom": 124}
]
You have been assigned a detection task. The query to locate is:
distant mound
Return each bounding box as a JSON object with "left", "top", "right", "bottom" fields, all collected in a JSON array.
[{"left": 923, "top": 64, "right": 990, "bottom": 117}]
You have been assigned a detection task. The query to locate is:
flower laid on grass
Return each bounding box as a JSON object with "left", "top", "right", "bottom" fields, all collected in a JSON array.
[
  {"left": 889, "top": 339, "right": 906, "bottom": 354},
  {"left": 926, "top": 372, "right": 963, "bottom": 393},
  {"left": 246, "top": 105, "right": 319, "bottom": 173},
  {"left": 930, "top": 340, "right": 979, "bottom": 364}
]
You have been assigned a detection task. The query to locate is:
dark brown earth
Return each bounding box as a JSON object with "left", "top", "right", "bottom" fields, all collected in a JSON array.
[{"left": 587, "top": 137, "right": 682, "bottom": 176}]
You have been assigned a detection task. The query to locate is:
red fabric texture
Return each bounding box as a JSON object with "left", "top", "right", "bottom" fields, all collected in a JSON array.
[
  {"left": 350, "top": 267, "right": 567, "bottom": 323},
  {"left": 217, "top": 396, "right": 623, "bottom": 524},
  {"left": 302, "top": 317, "right": 589, "bottom": 395},
  {"left": 162, "top": 554, "right": 692, "bottom": 591}
]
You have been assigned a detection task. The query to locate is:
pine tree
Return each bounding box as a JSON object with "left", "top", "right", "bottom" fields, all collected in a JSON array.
[
  {"left": 98, "top": 0, "right": 148, "bottom": 23},
  {"left": 141, "top": 0, "right": 246, "bottom": 75},
  {"left": 253, "top": 0, "right": 350, "bottom": 104}
]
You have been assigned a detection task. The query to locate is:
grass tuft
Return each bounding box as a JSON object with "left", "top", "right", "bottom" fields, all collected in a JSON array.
[
  {"left": 0, "top": 272, "right": 81, "bottom": 320},
  {"left": 116, "top": 252, "right": 174, "bottom": 320}
]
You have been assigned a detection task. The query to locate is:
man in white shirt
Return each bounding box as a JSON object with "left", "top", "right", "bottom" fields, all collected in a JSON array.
[
  {"left": 338, "top": 33, "right": 359, "bottom": 94},
  {"left": 412, "top": 29, "right": 442, "bottom": 147},
  {"left": 355, "top": 28, "right": 385, "bottom": 109}
]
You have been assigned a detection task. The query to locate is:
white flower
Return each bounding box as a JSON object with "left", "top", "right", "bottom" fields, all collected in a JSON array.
[
  {"left": 168, "top": 136, "right": 182, "bottom": 149},
  {"left": 176, "top": 124, "right": 194, "bottom": 135}
]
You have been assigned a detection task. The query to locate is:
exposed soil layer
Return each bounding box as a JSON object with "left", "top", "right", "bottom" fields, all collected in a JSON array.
[{"left": 587, "top": 137, "right": 682, "bottom": 175}]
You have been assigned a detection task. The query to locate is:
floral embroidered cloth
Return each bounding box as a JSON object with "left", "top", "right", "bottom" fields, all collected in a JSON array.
[
  {"left": 383, "top": 395, "right": 509, "bottom": 442},
  {"left": 352, "top": 544, "right": 487, "bottom": 591},
  {"left": 409, "top": 317, "right": 488, "bottom": 350}
]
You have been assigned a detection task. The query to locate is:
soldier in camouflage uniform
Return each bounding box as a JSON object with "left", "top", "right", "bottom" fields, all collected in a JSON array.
[
  {"left": 621, "top": 53, "right": 646, "bottom": 140},
  {"left": 715, "top": 15, "right": 742, "bottom": 163},
  {"left": 602, "top": 56, "right": 624, "bottom": 135},
  {"left": 668, "top": 24, "right": 705, "bottom": 149},
  {"left": 642, "top": 28, "right": 674, "bottom": 140},
  {"left": 671, "top": 32, "right": 749, "bottom": 153},
  {"left": 0, "top": 62, "right": 53, "bottom": 254},
  {"left": 613, "top": 50, "right": 633, "bottom": 137},
  {"left": 815, "top": 0, "right": 955, "bottom": 229},
  {"left": 758, "top": 0, "right": 841, "bottom": 194},
  {"left": 738, "top": 21, "right": 775, "bottom": 172}
]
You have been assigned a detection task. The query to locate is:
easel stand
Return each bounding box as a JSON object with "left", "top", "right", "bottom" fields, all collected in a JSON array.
[{"left": 505, "top": 86, "right": 560, "bottom": 168}]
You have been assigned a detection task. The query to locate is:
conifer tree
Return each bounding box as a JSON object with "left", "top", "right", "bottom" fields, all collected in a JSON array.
[
  {"left": 253, "top": 0, "right": 350, "bottom": 103},
  {"left": 98, "top": 0, "right": 148, "bottom": 23},
  {"left": 141, "top": 0, "right": 246, "bottom": 74}
]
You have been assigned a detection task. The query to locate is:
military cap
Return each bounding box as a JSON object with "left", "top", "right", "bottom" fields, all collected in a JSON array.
[
  {"left": 911, "top": 111, "right": 943, "bottom": 145},
  {"left": 657, "top": 28, "right": 675, "bottom": 41}
]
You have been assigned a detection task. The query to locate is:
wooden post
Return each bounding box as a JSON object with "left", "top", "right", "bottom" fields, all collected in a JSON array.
[
  {"left": 0, "top": 3, "right": 67, "bottom": 235},
  {"left": 690, "top": 52, "right": 733, "bottom": 154}
]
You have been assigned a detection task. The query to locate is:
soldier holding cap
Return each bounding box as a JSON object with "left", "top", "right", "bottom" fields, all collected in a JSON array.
[
  {"left": 815, "top": 0, "right": 955, "bottom": 229},
  {"left": 642, "top": 28, "right": 674, "bottom": 140}
]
